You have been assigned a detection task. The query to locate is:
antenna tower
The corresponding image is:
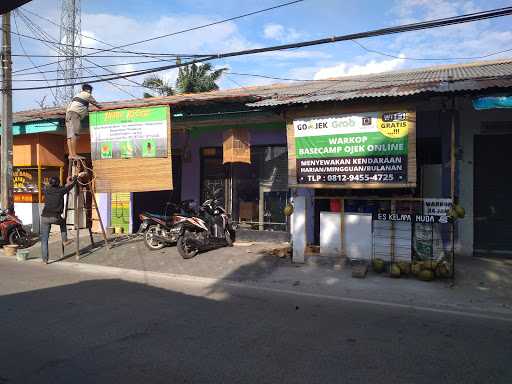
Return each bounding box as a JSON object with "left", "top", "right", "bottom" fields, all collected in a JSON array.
[{"left": 55, "top": 0, "right": 82, "bottom": 105}]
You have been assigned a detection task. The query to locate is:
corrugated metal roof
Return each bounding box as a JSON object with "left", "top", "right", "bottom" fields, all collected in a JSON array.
[
  {"left": 247, "top": 58, "right": 512, "bottom": 107},
  {"left": 12, "top": 91, "right": 269, "bottom": 124},
  {"left": 10, "top": 58, "right": 512, "bottom": 123}
]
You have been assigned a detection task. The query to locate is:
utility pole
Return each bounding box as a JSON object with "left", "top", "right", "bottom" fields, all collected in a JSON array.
[{"left": 1, "top": 11, "right": 13, "bottom": 212}]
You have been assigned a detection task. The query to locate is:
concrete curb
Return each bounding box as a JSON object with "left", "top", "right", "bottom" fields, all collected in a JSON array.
[{"left": 4, "top": 255, "right": 511, "bottom": 323}]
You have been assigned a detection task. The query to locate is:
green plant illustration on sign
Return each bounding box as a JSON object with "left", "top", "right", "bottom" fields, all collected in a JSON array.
[
  {"left": 142, "top": 139, "right": 157, "bottom": 157},
  {"left": 89, "top": 106, "right": 169, "bottom": 160},
  {"left": 100, "top": 142, "right": 113, "bottom": 159},
  {"left": 120, "top": 140, "right": 134, "bottom": 158}
]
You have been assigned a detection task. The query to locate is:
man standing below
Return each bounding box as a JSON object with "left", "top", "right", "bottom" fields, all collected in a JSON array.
[
  {"left": 66, "top": 83, "right": 101, "bottom": 159},
  {"left": 40, "top": 176, "right": 77, "bottom": 264}
]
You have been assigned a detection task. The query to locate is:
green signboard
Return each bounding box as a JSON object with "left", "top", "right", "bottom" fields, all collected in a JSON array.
[
  {"left": 293, "top": 111, "right": 412, "bottom": 185},
  {"left": 89, "top": 106, "right": 168, "bottom": 160}
]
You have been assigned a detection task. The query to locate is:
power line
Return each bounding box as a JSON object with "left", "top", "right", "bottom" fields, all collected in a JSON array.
[
  {"left": 7, "top": 5, "right": 512, "bottom": 91},
  {"left": 12, "top": 0, "right": 304, "bottom": 75},
  {"left": 15, "top": 40, "right": 512, "bottom": 80},
  {"left": 13, "top": 59, "right": 173, "bottom": 77},
  {"left": 3, "top": 23, "right": 210, "bottom": 57},
  {"left": 16, "top": 11, "right": 139, "bottom": 98},
  {"left": 10, "top": 53, "right": 209, "bottom": 58},
  {"left": 350, "top": 39, "right": 512, "bottom": 61},
  {"left": 11, "top": 12, "right": 57, "bottom": 101},
  {"left": 15, "top": 8, "right": 215, "bottom": 59},
  {"left": 75, "top": 0, "right": 305, "bottom": 53}
]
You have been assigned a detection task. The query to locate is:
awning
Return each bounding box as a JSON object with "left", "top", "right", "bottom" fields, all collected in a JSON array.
[{"left": 473, "top": 95, "right": 512, "bottom": 110}]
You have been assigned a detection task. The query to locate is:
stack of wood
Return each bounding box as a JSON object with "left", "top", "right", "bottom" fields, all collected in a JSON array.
[{"left": 267, "top": 245, "right": 291, "bottom": 258}]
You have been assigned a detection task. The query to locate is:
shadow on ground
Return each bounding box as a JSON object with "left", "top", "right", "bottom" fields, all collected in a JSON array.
[{"left": 2, "top": 271, "right": 512, "bottom": 384}]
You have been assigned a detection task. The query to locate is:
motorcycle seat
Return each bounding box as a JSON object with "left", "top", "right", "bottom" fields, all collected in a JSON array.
[{"left": 142, "top": 212, "right": 172, "bottom": 221}]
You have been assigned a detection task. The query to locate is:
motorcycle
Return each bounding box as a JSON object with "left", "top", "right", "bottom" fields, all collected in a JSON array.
[
  {"left": 139, "top": 200, "right": 196, "bottom": 251},
  {"left": 176, "top": 197, "right": 236, "bottom": 259},
  {"left": 0, "top": 209, "right": 29, "bottom": 248}
]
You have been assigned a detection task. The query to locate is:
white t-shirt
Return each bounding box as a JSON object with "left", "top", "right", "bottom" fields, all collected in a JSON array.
[{"left": 66, "top": 90, "right": 98, "bottom": 119}]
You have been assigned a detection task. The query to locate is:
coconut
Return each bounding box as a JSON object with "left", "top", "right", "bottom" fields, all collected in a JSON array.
[
  {"left": 372, "top": 258, "right": 385, "bottom": 273},
  {"left": 283, "top": 204, "right": 294, "bottom": 217},
  {"left": 419, "top": 269, "right": 435, "bottom": 281},
  {"left": 411, "top": 262, "right": 422, "bottom": 275},
  {"left": 397, "top": 261, "right": 411, "bottom": 275},
  {"left": 422, "top": 260, "right": 438, "bottom": 270},
  {"left": 435, "top": 262, "right": 451, "bottom": 278},
  {"left": 454, "top": 205, "right": 465, "bottom": 219},
  {"left": 390, "top": 264, "right": 401, "bottom": 278}
]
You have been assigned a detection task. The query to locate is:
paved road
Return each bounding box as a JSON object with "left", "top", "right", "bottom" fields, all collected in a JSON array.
[{"left": 1, "top": 257, "right": 511, "bottom": 384}]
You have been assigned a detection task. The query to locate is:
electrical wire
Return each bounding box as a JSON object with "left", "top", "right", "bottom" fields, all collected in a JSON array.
[
  {"left": 11, "top": 12, "right": 57, "bottom": 101},
  {"left": 7, "top": 5, "right": 512, "bottom": 91},
  {"left": 16, "top": 11, "right": 139, "bottom": 98},
  {"left": 12, "top": 0, "right": 304, "bottom": 75},
  {"left": 4, "top": 26, "right": 211, "bottom": 57},
  {"left": 17, "top": 10, "right": 153, "bottom": 96},
  {"left": 13, "top": 59, "right": 172, "bottom": 77},
  {"left": 350, "top": 39, "right": 512, "bottom": 61},
  {"left": 10, "top": 53, "right": 209, "bottom": 58},
  {"left": 69, "top": 0, "right": 305, "bottom": 53},
  {"left": 17, "top": 8, "right": 213, "bottom": 59}
]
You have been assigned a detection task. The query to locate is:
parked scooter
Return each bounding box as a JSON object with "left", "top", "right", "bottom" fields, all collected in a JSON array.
[
  {"left": 139, "top": 200, "right": 196, "bottom": 250},
  {"left": 0, "top": 209, "right": 29, "bottom": 248},
  {"left": 176, "top": 196, "right": 236, "bottom": 259}
]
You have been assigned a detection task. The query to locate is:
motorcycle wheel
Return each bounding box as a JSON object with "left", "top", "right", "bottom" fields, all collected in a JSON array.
[
  {"left": 144, "top": 225, "right": 165, "bottom": 251},
  {"left": 177, "top": 232, "right": 198, "bottom": 259},
  {"left": 9, "top": 229, "right": 29, "bottom": 248}
]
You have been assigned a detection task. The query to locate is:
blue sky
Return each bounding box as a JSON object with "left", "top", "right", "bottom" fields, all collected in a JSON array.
[{"left": 10, "top": 0, "right": 512, "bottom": 111}]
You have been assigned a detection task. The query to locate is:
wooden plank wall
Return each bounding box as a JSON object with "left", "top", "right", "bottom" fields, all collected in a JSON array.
[
  {"left": 13, "top": 135, "right": 38, "bottom": 166},
  {"left": 286, "top": 103, "right": 417, "bottom": 190},
  {"left": 37, "top": 133, "right": 65, "bottom": 167},
  {"left": 93, "top": 108, "right": 173, "bottom": 193},
  {"left": 223, "top": 128, "right": 251, "bottom": 164}
]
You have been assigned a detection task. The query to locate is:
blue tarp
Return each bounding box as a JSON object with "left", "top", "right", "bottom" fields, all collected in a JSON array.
[{"left": 473, "top": 96, "right": 512, "bottom": 110}]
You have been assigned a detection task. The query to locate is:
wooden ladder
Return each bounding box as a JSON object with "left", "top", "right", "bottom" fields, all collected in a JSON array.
[{"left": 63, "top": 158, "right": 109, "bottom": 260}]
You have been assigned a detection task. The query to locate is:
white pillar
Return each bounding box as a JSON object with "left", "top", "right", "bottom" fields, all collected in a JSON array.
[{"left": 291, "top": 195, "right": 306, "bottom": 263}]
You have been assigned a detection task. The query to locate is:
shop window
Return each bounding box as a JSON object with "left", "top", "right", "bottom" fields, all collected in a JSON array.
[
  {"left": 201, "top": 147, "right": 226, "bottom": 206},
  {"left": 200, "top": 145, "right": 288, "bottom": 232},
  {"left": 232, "top": 146, "right": 288, "bottom": 232}
]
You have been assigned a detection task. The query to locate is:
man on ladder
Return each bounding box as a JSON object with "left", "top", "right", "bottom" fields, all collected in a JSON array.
[
  {"left": 66, "top": 83, "right": 102, "bottom": 159},
  {"left": 62, "top": 83, "right": 108, "bottom": 260}
]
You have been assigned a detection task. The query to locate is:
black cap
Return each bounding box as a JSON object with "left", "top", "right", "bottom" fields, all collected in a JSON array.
[{"left": 49, "top": 176, "right": 60, "bottom": 187}]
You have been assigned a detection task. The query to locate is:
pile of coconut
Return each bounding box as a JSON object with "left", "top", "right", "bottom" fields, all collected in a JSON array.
[{"left": 371, "top": 258, "right": 451, "bottom": 281}]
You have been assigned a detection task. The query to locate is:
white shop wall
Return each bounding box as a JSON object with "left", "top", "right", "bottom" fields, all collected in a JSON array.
[{"left": 458, "top": 97, "right": 512, "bottom": 256}]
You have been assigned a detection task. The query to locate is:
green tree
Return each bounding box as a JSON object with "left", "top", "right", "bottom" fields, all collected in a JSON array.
[
  {"left": 175, "top": 63, "right": 226, "bottom": 94},
  {"left": 142, "top": 75, "right": 174, "bottom": 98}
]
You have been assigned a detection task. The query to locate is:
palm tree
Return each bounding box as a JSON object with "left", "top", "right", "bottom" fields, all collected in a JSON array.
[
  {"left": 176, "top": 63, "right": 226, "bottom": 94},
  {"left": 142, "top": 75, "right": 174, "bottom": 98}
]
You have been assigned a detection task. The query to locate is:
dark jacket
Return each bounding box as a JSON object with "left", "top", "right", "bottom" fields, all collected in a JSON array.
[{"left": 41, "top": 178, "right": 77, "bottom": 217}]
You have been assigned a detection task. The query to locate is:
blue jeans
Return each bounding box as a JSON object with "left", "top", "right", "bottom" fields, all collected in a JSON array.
[{"left": 40, "top": 216, "right": 68, "bottom": 262}]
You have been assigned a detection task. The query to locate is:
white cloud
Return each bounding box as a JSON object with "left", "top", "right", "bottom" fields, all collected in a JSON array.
[
  {"left": 81, "top": 30, "right": 100, "bottom": 49},
  {"left": 263, "top": 23, "right": 302, "bottom": 42},
  {"left": 264, "top": 24, "right": 285, "bottom": 40},
  {"left": 393, "top": 0, "right": 479, "bottom": 23},
  {"left": 313, "top": 56, "right": 406, "bottom": 79},
  {"left": 377, "top": 0, "right": 512, "bottom": 64}
]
